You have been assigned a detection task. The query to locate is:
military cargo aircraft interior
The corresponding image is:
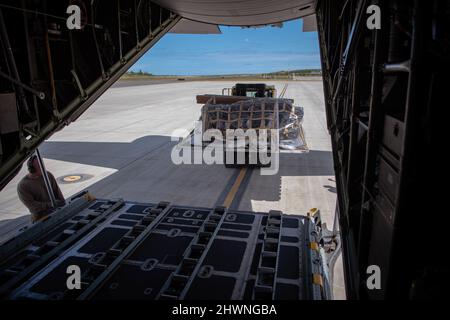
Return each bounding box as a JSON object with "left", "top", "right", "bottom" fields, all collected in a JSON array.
[{"left": 0, "top": 0, "right": 449, "bottom": 305}]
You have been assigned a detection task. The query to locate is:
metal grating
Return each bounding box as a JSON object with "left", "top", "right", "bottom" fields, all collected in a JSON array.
[{"left": 0, "top": 200, "right": 330, "bottom": 300}]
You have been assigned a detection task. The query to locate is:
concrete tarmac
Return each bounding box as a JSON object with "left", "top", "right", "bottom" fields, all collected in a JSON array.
[{"left": 0, "top": 79, "right": 344, "bottom": 299}]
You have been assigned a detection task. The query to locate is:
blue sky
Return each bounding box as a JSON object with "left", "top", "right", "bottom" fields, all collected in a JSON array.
[{"left": 130, "top": 19, "right": 320, "bottom": 76}]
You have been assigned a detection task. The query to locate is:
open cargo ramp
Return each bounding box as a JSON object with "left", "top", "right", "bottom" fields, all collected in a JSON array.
[{"left": 0, "top": 197, "right": 331, "bottom": 300}]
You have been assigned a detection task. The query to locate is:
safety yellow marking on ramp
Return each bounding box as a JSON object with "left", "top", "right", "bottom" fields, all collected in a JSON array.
[{"left": 223, "top": 168, "right": 247, "bottom": 208}]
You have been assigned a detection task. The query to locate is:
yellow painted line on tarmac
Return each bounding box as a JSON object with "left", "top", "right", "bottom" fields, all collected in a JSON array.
[
  {"left": 223, "top": 167, "right": 248, "bottom": 208},
  {"left": 279, "top": 83, "right": 288, "bottom": 98}
]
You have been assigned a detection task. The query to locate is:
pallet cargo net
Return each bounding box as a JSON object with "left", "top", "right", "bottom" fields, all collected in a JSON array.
[{"left": 201, "top": 97, "right": 308, "bottom": 151}]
